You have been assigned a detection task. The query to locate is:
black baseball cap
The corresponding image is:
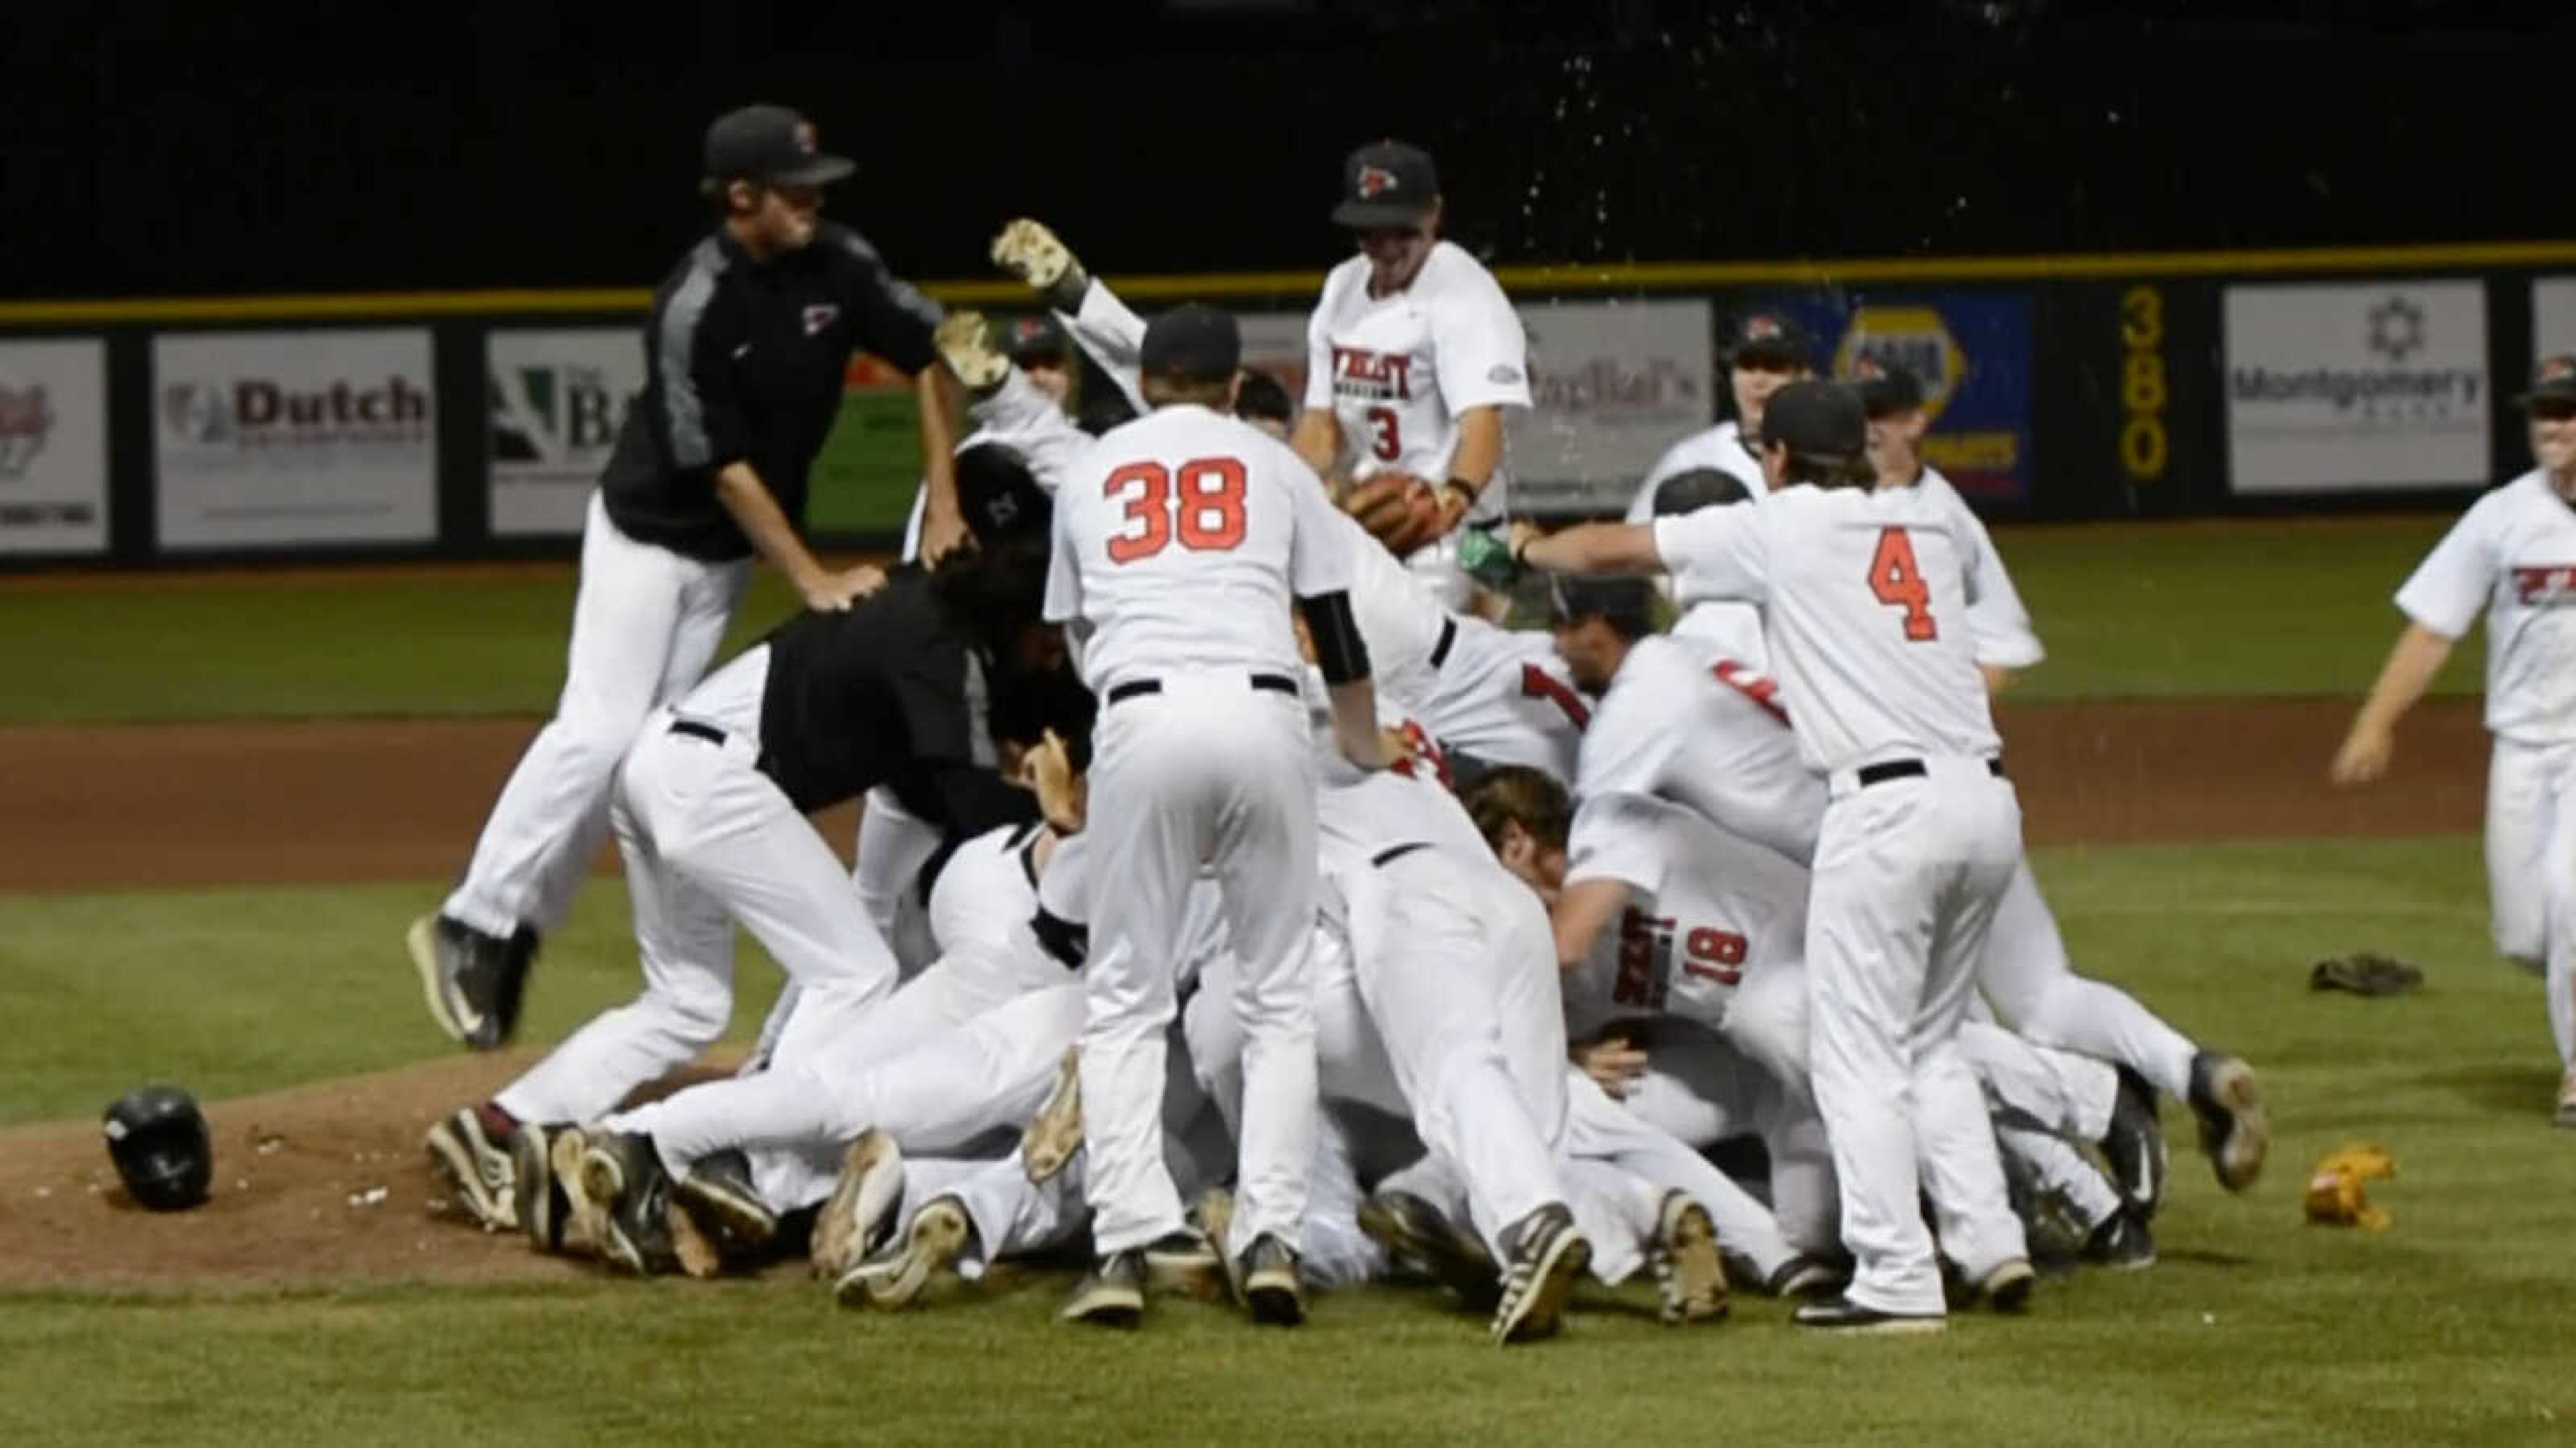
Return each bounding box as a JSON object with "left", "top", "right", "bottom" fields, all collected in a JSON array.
[
  {"left": 2517, "top": 354, "right": 2576, "bottom": 407},
  {"left": 1139, "top": 303, "right": 1241, "bottom": 382},
  {"left": 1332, "top": 140, "right": 1440, "bottom": 229},
  {"left": 1759, "top": 380, "right": 1868, "bottom": 460},
  {"left": 1726, "top": 309, "right": 1812, "bottom": 370},
  {"left": 1549, "top": 575, "right": 1657, "bottom": 637},
  {"left": 1851, "top": 357, "right": 1927, "bottom": 418},
  {"left": 703, "top": 104, "right": 854, "bottom": 188},
  {"left": 998, "top": 314, "right": 1069, "bottom": 365},
  {"left": 1652, "top": 467, "right": 1754, "bottom": 517}
]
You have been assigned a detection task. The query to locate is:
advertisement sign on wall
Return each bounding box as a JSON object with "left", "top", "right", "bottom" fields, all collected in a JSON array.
[
  {"left": 0, "top": 338, "right": 108, "bottom": 556},
  {"left": 2222, "top": 281, "right": 2489, "bottom": 493},
  {"left": 488, "top": 328, "right": 642, "bottom": 537},
  {"left": 1768, "top": 290, "right": 2035, "bottom": 503},
  {"left": 2531, "top": 276, "right": 2576, "bottom": 361},
  {"left": 154, "top": 329, "right": 437, "bottom": 548}
]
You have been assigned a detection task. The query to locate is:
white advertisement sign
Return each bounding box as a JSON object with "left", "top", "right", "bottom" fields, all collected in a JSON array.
[
  {"left": 154, "top": 328, "right": 436, "bottom": 548},
  {"left": 1226, "top": 299, "right": 1713, "bottom": 515},
  {"left": 0, "top": 339, "right": 108, "bottom": 556},
  {"left": 2530, "top": 277, "right": 2576, "bottom": 361},
  {"left": 2223, "top": 281, "right": 2489, "bottom": 493},
  {"left": 488, "top": 328, "right": 642, "bottom": 536}
]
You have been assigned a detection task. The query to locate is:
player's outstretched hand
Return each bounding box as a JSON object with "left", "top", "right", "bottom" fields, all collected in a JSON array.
[
  {"left": 1575, "top": 1035, "right": 1650, "bottom": 1099},
  {"left": 2328, "top": 722, "right": 2394, "bottom": 788},
  {"left": 918, "top": 507, "right": 972, "bottom": 568},
  {"left": 802, "top": 564, "right": 887, "bottom": 613},
  {"left": 989, "top": 219, "right": 1088, "bottom": 310}
]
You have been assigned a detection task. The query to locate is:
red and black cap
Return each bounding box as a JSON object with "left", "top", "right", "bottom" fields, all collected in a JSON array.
[
  {"left": 2516, "top": 354, "right": 2576, "bottom": 408},
  {"left": 1851, "top": 356, "right": 1927, "bottom": 419},
  {"left": 998, "top": 314, "right": 1070, "bottom": 366},
  {"left": 1758, "top": 380, "right": 1868, "bottom": 460},
  {"left": 1725, "top": 309, "right": 1813, "bottom": 370},
  {"left": 1332, "top": 140, "right": 1439, "bottom": 229},
  {"left": 703, "top": 103, "right": 854, "bottom": 188},
  {"left": 1139, "top": 303, "right": 1240, "bottom": 383}
]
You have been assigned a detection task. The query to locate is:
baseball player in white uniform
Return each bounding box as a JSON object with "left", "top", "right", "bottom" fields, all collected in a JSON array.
[
  {"left": 987, "top": 223, "right": 1584, "bottom": 780},
  {"left": 1046, "top": 303, "right": 1388, "bottom": 1328},
  {"left": 1519, "top": 380, "right": 2031, "bottom": 1333},
  {"left": 1291, "top": 140, "right": 1532, "bottom": 615},
  {"left": 411, "top": 106, "right": 955, "bottom": 1052},
  {"left": 2334, "top": 354, "right": 2576, "bottom": 1125}
]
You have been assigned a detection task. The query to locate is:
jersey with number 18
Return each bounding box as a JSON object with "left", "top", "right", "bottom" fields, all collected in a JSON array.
[
  {"left": 1045, "top": 402, "right": 1355, "bottom": 694},
  {"left": 1653, "top": 482, "right": 1997, "bottom": 775}
]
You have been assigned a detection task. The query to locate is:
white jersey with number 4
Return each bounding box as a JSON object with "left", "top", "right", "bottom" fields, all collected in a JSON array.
[
  {"left": 2395, "top": 470, "right": 2576, "bottom": 745},
  {"left": 1654, "top": 482, "right": 1998, "bottom": 775},
  {"left": 1046, "top": 403, "right": 1353, "bottom": 692},
  {"left": 1303, "top": 240, "right": 1531, "bottom": 525}
]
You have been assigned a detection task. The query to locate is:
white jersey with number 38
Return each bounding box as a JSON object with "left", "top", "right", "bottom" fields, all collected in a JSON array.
[
  {"left": 1046, "top": 403, "right": 1354, "bottom": 693},
  {"left": 1303, "top": 241, "right": 1531, "bottom": 523},
  {"left": 1653, "top": 482, "right": 1999, "bottom": 775}
]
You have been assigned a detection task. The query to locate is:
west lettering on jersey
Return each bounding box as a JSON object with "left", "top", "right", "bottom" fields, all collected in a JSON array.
[
  {"left": 1331, "top": 346, "right": 1416, "bottom": 402},
  {"left": 2509, "top": 564, "right": 2576, "bottom": 605}
]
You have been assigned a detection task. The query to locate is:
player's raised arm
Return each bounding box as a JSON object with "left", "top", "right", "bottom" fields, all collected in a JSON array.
[{"left": 1511, "top": 518, "right": 1664, "bottom": 578}]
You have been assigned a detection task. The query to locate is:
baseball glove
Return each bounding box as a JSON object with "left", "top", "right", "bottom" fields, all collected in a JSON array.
[
  {"left": 2302, "top": 1143, "right": 2397, "bottom": 1230},
  {"left": 1342, "top": 473, "right": 1445, "bottom": 557},
  {"left": 2310, "top": 952, "right": 2424, "bottom": 997}
]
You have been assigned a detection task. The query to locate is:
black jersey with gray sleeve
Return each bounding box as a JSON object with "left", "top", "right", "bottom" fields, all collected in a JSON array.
[{"left": 600, "top": 223, "right": 941, "bottom": 561}]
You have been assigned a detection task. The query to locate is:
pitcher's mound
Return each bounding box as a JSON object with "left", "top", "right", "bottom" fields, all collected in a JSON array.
[{"left": 0, "top": 1051, "right": 737, "bottom": 1292}]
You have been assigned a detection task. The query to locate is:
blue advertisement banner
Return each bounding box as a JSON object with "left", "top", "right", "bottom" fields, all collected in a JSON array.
[{"left": 1760, "top": 289, "right": 2035, "bottom": 503}]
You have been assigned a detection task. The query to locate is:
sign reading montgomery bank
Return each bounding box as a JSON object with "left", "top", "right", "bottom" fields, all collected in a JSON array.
[
  {"left": 2223, "top": 281, "right": 2489, "bottom": 493},
  {"left": 154, "top": 329, "right": 437, "bottom": 548},
  {"left": 0, "top": 339, "right": 108, "bottom": 556}
]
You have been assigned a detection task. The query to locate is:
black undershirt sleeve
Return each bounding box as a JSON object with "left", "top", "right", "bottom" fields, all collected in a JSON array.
[{"left": 1297, "top": 589, "right": 1372, "bottom": 685}]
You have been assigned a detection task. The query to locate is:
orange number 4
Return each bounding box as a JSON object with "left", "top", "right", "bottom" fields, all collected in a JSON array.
[{"left": 1868, "top": 527, "right": 1939, "bottom": 641}]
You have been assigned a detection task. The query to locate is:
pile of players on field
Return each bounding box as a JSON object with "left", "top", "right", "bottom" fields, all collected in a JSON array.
[{"left": 415, "top": 193, "right": 2267, "bottom": 1344}]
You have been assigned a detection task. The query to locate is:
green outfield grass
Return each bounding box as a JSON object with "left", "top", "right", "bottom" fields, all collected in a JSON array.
[
  {"left": 0, "top": 515, "right": 2480, "bottom": 724},
  {"left": 7, "top": 836, "right": 2572, "bottom": 1446}
]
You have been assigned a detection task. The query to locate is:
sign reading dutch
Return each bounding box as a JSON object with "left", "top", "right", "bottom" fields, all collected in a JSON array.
[
  {"left": 488, "top": 328, "right": 643, "bottom": 537},
  {"left": 0, "top": 339, "right": 108, "bottom": 556},
  {"left": 2223, "top": 281, "right": 2489, "bottom": 493},
  {"left": 154, "top": 329, "right": 437, "bottom": 548}
]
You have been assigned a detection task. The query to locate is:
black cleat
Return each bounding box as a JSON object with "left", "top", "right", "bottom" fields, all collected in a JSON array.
[
  {"left": 2101, "top": 1067, "right": 2169, "bottom": 1221},
  {"left": 1236, "top": 1233, "right": 1305, "bottom": 1327},
  {"left": 1491, "top": 1203, "right": 1589, "bottom": 1345},
  {"left": 673, "top": 1147, "right": 778, "bottom": 1255},
  {"left": 1063, "top": 1249, "right": 1148, "bottom": 1328},
  {"left": 423, "top": 1106, "right": 517, "bottom": 1231},
  {"left": 837, "top": 1194, "right": 975, "bottom": 1310},
  {"left": 2081, "top": 1208, "right": 2157, "bottom": 1271},
  {"left": 511, "top": 1121, "right": 566, "bottom": 1252},
  {"left": 576, "top": 1129, "right": 676, "bottom": 1276},
  {"left": 1794, "top": 1296, "right": 1947, "bottom": 1335},
  {"left": 1358, "top": 1188, "right": 1503, "bottom": 1312},
  {"left": 407, "top": 913, "right": 536, "bottom": 1050},
  {"left": 1762, "top": 1254, "right": 1847, "bottom": 1300},
  {"left": 1976, "top": 1258, "right": 2037, "bottom": 1312},
  {"left": 2187, "top": 1051, "right": 2268, "bottom": 1192}
]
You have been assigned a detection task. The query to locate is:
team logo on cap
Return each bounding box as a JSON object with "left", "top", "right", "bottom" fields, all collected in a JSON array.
[
  {"left": 803, "top": 304, "right": 839, "bottom": 336},
  {"left": 1743, "top": 314, "right": 1784, "bottom": 342},
  {"left": 1852, "top": 356, "right": 1887, "bottom": 381},
  {"left": 794, "top": 120, "right": 818, "bottom": 154},
  {"left": 2542, "top": 356, "right": 2575, "bottom": 384},
  {"left": 1356, "top": 165, "right": 1399, "bottom": 199}
]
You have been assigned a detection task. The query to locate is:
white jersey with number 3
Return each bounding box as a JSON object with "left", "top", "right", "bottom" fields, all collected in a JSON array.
[
  {"left": 1303, "top": 241, "right": 1531, "bottom": 524},
  {"left": 1654, "top": 482, "right": 1998, "bottom": 774},
  {"left": 2394, "top": 470, "right": 2576, "bottom": 745},
  {"left": 1046, "top": 403, "right": 1353, "bottom": 692}
]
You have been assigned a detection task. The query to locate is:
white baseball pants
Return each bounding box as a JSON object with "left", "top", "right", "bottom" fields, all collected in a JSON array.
[
  {"left": 1974, "top": 862, "right": 2200, "bottom": 1100},
  {"left": 1079, "top": 673, "right": 1319, "bottom": 1257},
  {"left": 2487, "top": 737, "right": 2576, "bottom": 1064},
  {"left": 1807, "top": 758, "right": 2027, "bottom": 1318},
  {"left": 445, "top": 492, "right": 747, "bottom": 939},
  {"left": 1611, "top": 1025, "right": 1841, "bottom": 1263},
  {"left": 1958, "top": 1019, "right": 2123, "bottom": 1232},
  {"left": 1416, "top": 617, "right": 1585, "bottom": 781}
]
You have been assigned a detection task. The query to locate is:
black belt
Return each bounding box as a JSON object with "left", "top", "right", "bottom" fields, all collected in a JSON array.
[
  {"left": 1428, "top": 617, "right": 1458, "bottom": 670},
  {"left": 1106, "top": 672, "right": 1299, "bottom": 706},
  {"left": 1856, "top": 757, "right": 2006, "bottom": 788},
  {"left": 1371, "top": 841, "right": 1432, "bottom": 868},
  {"left": 669, "top": 719, "right": 728, "bottom": 746}
]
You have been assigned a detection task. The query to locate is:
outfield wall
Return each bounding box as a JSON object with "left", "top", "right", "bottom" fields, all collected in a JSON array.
[{"left": 4, "top": 240, "right": 2573, "bottom": 566}]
